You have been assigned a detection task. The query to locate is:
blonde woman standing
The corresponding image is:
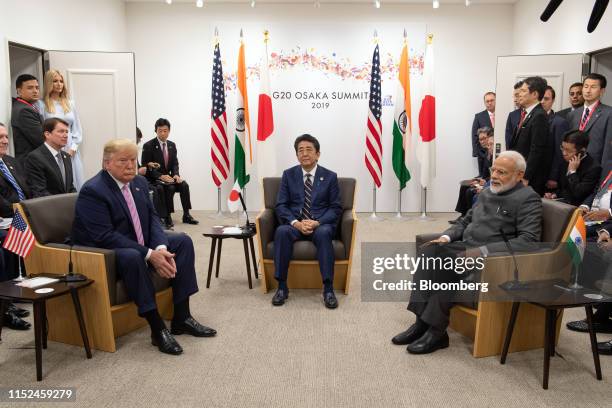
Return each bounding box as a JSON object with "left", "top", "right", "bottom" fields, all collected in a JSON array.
[{"left": 36, "top": 70, "right": 84, "bottom": 189}]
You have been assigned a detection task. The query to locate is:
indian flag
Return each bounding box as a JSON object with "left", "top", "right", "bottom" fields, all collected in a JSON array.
[
  {"left": 566, "top": 214, "right": 586, "bottom": 267},
  {"left": 234, "top": 31, "right": 252, "bottom": 188},
  {"left": 391, "top": 35, "right": 412, "bottom": 190}
]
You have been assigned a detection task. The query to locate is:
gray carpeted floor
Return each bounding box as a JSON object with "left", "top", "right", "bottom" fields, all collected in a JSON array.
[{"left": 1, "top": 211, "right": 611, "bottom": 407}]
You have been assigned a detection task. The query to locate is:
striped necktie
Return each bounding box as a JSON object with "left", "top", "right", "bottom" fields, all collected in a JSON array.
[
  {"left": 301, "top": 173, "right": 313, "bottom": 220},
  {"left": 0, "top": 160, "right": 25, "bottom": 201},
  {"left": 121, "top": 184, "right": 145, "bottom": 245}
]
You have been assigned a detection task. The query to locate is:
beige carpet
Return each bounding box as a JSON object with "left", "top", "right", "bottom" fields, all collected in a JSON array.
[{"left": 1, "top": 211, "right": 611, "bottom": 408}]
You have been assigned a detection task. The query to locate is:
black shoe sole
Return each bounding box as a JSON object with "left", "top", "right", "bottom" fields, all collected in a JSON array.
[
  {"left": 407, "top": 338, "right": 450, "bottom": 354},
  {"left": 150, "top": 339, "right": 183, "bottom": 355},
  {"left": 170, "top": 328, "right": 216, "bottom": 337}
]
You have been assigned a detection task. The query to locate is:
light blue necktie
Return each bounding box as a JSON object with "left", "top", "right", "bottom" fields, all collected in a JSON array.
[{"left": 0, "top": 160, "right": 25, "bottom": 201}]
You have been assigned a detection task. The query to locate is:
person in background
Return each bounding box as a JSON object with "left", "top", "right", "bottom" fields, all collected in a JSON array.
[
  {"left": 544, "top": 130, "right": 601, "bottom": 206},
  {"left": 541, "top": 85, "right": 570, "bottom": 191},
  {"left": 11, "top": 74, "right": 43, "bottom": 160},
  {"left": 504, "top": 81, "right": 523, "bottom": 149},
  {"left": 471, "top": 92, "right": 495, "bottom": 177},
  {"left": 557, "top": 82, "right": 585, "bottom": 120},
  {"left": 36, "top": 70, "right": 85, "bottom": 189}
]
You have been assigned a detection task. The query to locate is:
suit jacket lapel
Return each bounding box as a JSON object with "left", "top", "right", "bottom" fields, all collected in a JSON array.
[
  {"left": 311, "top": 166, "right": 323, "bottom": 203},
  {"left": 584, "top": 105, "right": 603, "bottom": 132},
  {"left": 103, "top": 171, "right": 133, "bottom": 230}
]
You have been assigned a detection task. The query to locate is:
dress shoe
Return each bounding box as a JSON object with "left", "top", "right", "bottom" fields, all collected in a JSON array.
[
  {"left": 392, "top": 321, "right": 428, "bottom": 345},
  {"left": 272, "top": 288, "right": 288, "bottom": 306},
  {"left": 448, "top": 216, "right": 462, "bottom": 225},
  {"left": 323, "top": 291, "right": 338, "bottom": 309},
  {"left": 171, "top": 317, "right": 216, "bottom": 337},
  {"left": 2, "top": 312, "right": 31, "bottom": 330},
  {"left": 597, "top": 339, "right": 612, "bottom": 355},
  {"left": 164, "top": 216, "right": 174, "bottom": 228},
  {"left": 567, "top": 319, "right": 612, "bottom": 334},
  {"left": 407, "top": 329, "right": 449, "bottom": 354},
  {"left": 182, "top": 214, "right": 199, "bottom": 225},
  {"left": 7, "top": 303, "right": 29, "bottom": 318},
  {"left": 151, "top": 328, "right": 183, "bottom": 355}
]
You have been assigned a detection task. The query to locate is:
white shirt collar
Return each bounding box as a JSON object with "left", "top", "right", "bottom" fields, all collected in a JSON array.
[
  {"left": 44, "top": 142, "right": 61, "bottom": 158},
  {"left": 487, "top": 110, "right": 494, "bottom": 116},
  {"left": 107, "top": 172, "right": 128, "bottom": 190},
  {"left": 524, "top": 102, "right": 539, "bottom": 116},
  {"left": 301, "top": 164, "right": 317, "bottom": 180},
  {"left": 157, "top": 138, "right": 168, "bottom": 145},
  {"left": 584, "top": 100, "right": 600, "bottom": 111}
]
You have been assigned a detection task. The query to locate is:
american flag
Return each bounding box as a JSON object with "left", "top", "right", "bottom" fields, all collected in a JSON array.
[
  {"left": 2, "top": 211, "right": 35, "bottom": 258},
  {"left": 365, "top": 44, "right": 383, "bottom": 188},
  {"left": 211, "top": 41, "right": 230, "bottom": 187}
]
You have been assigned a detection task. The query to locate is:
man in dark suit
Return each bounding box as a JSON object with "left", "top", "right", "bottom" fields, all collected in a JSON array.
[
  {"left": 141, "top": 118, "right": 198, "bottom": 228},
  {"left": 471, "top": 92, "right": 495, "bottom": 176},
  {"left": 11, "top": 74, "right": 43, "bottom": 160},
  {"left": 507, "top": 76, "right": 552, "bottom": 196},
  {"left": 557, "top": 82, "right": 585, "bottom": 120},
  {"left": 568, "top": 74, "right": 612, "bottom": 166},
  {"left": 541, "top": 86, "right": 570, "bottom": 191},
  {"left": 392, "top": 151, "right": 542, "bottom": 354},
  {"left": 272, "top": 134, "right": 342, "bottom": 309},
  {"left": 0, "top": 122, "right": 31, "bottom": 330},
  {"left": 72, "top": 139, "right": 216, "bottom": 355},
  {"left": 504, "top": 82, "right": 523, "bottom": 148},
  {"left": 545, "top": 130, "right": 601, "bottom": 206},
  {"left": 25, "top": 118, "right": 76, "bottom": 197}
]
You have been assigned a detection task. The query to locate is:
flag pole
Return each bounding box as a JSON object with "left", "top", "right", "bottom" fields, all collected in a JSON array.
[
  {"left": 369, "top": 183, "right": 382, "bottom": 220},
  {"left": 419, "top": 187, "right": 433, "bottom": 221},
  {"left": 568, "top": 263, "right": 583, "bottom": 290},
  {"left": 213, "top": 187, "right": 223, "bottom": 218},
  {"left": 395, "top": 188, "right": 405, "bottom": 219},
  {"left": 14, "top": 257, "right": 26, "bottom": 281}
]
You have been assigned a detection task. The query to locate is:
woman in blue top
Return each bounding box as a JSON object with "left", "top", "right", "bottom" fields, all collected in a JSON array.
[{"left": 37, "top": 69, "right": 85, "bottom": 189}]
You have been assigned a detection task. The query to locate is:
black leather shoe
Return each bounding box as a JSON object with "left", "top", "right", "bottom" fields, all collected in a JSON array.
[
  {"left": 151, "top": 329, "right": 183, "bottom": 355},
  {"left": 597, "top": 339, "right": 612, "bottom": 355},
  {"left": 407, "top": 329, "right": 449, "bottom": 354},
  {"left": 392, "top": 322, "right": 428, "bottom": 345},
  {"left": 165, "top": 216, "right": 174, "bottom": 228},
  {"left": 272, "top": 288, "right": 288, "bottom": 306},
  {"left": 171, "top": 317, "right": 216, "bottom": 337},
  {"left": 567, "top": 319, "right": 612, "bottom": 334},
  {"left": 7, "top": 303, "right": 29, "bottom": 318},
  {"left": 182, "top": 214, "right": 199, "bottom": 225},
  {"left": 323, "top": 291, "right": 338, "bottom": 309},
  {"left": 2, "top": 312, "right": 31, "bottom": 330}
]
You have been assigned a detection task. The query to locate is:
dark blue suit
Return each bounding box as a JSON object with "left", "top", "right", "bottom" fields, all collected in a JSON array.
[
  {"left": 274, "top": 165, "right": 342, "bottom": 284},
  {"left": 72, "top": 170, "right": 198, "bottom": 315},
  {"left": 505, "top": 108, "right": 521, "bottom": 148},
  {"left": 547, "top": 111, "right": 570, "bottom": 183}
]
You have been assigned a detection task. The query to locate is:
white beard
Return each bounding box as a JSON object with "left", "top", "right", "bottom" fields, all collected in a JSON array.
[{"left": 490, "top": 181, "right": 516, "bottom": 194}]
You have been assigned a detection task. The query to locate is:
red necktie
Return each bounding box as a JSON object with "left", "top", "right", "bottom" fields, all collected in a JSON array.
[{"left": 518, "top": 109, "right": 527, "bottom": 128}]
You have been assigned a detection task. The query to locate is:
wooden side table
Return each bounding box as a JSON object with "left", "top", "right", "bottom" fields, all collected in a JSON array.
[
  {"left": 0, "top": 275, "right": 93, "bottom": 381},
  {"left": 203, "top": 226, "right": 259, "bottom": 289},
  {"left": 500, "top": 283, "right": 606, "bottom": 389}
]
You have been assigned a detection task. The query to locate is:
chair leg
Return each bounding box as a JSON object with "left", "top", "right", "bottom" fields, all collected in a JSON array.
[
  {"left": 243, "top": 238, "right": 253, "bottom": 289},
  {"left": 70, "top": 288, "right": 92, "bottom": 359},
  {"left": 215, "top": 239, "right": 223, "bottom": 278},
  {"left": 585, "top": 305, "right": 603, "bottom": 380},
  {"left": 500, "top": 302, "right": 520, "bottom": 364},
  {"left": 0, "top": 299, "right": 7, "bottom": 342},
  {"left": 549, "top": 310, "right": 557, "bottom": 357},
  {"left": 41, "top": 301, "right": 47, "bottom": 350},
  {"left": 206, "top": 238, "right": 217, "bottom": 288},
  {"left": 33, "top": 302, "right": 43, "bottom": 381},
  {"left": 543, "top": 309, "right": 552, "bottom": 389},
  {"left": 249, "top": 236, "right": 258, "bottom": 279}
]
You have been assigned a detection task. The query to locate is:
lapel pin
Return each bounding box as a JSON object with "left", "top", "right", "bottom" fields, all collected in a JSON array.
[
  {"left": 320, "top": 177, "right": 324, "bottom": 181},
  {"left": 135, "top": 187, "right": 140, "bottom": 191}
]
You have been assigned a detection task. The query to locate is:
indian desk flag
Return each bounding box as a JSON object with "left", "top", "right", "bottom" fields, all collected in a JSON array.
[
  {"left": 566, "top": 214, "right": 586, "bottom": 267},
  {"left": 234, "top": 29, "right": 253, "bottom": 188},
  {"left": 391, "top": 31, "right": 412, "bottom": 190},
  {"left": 417, "top": 34, "right": 436, "bottom": 188}
]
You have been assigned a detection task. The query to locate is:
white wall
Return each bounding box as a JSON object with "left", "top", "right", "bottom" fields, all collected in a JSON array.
[
  {"left": 513, "top": 0, "right": 612, "bottom": 54},
  {"left": 0, "top": 0, "right": 127, "bottom": 129},
  {"left": 127, "top": 2, "right": 514, "bottom": 212}
]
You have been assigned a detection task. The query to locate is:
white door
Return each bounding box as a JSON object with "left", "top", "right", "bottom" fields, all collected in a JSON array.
[
  {"left": 496, "top": 54, "right": 586, "bottom": 151},
  {"left": 44, "top": 51, "right": 136, "bottom": 181}
]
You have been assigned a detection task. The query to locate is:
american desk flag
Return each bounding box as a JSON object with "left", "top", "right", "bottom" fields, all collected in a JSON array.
[{"left": 2, "top": 211, "right": 35, "bottom": 258}]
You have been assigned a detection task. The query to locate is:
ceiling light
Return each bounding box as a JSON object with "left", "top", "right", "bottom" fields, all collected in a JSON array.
[
  {"left": 314, "top": 0, "right": 321, "bottom": 8},
  {"left": 465, "top": 0, "right": 471, "bottom": 5},
  {"left": 433, "top": 0, "right": 440, "bottom": 9},
  {"left": 374, "top": 0, "right": 381, "bottom": 8},
  {"left": 251, "top": 0, "right": 256, "bottom": 7},
  {"left": 166, "top": 0, "right": 172, "bottom": 4},
  {"left": 196, "top": 0, "right": 203, "bottom": 7}
]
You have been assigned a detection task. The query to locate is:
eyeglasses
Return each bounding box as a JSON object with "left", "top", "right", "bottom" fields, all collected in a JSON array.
[{"left": 489, "top": 167, "right": 510, "bottom": 177}]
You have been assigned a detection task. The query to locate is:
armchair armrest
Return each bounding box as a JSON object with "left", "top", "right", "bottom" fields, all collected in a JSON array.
[
  {"left": 256, "top": 208, "right": 276, "bottom": 258},
  {"left": 416, "top": 233, "right": 440, "bottom": 248},
  {"left": 341, "top": 210, "right": 356, "bottom": 260}
]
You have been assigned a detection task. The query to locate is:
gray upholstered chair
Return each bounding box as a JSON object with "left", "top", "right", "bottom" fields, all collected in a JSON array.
[
  {"left": 18, "top": 193, "right": 173, "bottom": 352},
  {"left": 256, "top": 177, "right": 357, "bottom": 294},
  {"left": 415, "top": 198, "right": 578, "bottom": 357}
]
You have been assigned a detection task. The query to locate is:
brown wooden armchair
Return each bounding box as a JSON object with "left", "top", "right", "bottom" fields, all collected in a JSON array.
[
  {"left": 256, "top": 177, "right": 357, "bottom": 294},
  {"left": 415, "top": 199, "right": 578, "bottom": 357},
  {"left": 18, "top": 193, "right": 173, "bottom": 352}
]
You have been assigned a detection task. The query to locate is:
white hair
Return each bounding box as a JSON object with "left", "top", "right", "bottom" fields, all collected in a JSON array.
[{"left": 496, "top": 150, "right": 526, "bottom": 172}]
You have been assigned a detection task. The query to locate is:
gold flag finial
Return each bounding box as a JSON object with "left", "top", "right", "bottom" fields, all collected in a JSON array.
[
  {"left": 264, "top": 29, "right": 269, "bottom": 43},
  {"left": 403, "top": 28, "right": 407, "bottom": 45},
  {"left": 373, "top": 29, "right": 379, "bottom": 44},
  {"left": 426, "top": 33, "right": 433, "bottom": 44},
  {"left": 240, "top": 28, "right": 244, "bottom": 39},
  {"left": 214, "top": 27, "right": 219, "bottom": 45}
]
